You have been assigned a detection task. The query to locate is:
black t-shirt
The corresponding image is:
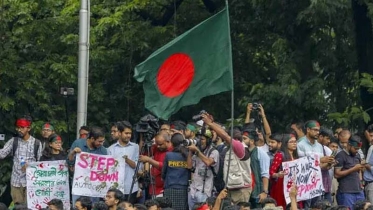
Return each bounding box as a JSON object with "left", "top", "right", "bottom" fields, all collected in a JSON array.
[
  {"left": 40, "top": 152, "right": 67, "bottom": 161},
  {"left": 335, "top": 150, "right": 362, "bottom": 193}
]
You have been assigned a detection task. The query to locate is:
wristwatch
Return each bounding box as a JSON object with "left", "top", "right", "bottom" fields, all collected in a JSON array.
[{"left": 262, "top": 190, "right": 268, "bottom": 194}]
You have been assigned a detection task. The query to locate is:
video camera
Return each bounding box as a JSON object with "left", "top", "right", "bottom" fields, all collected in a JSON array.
[
  {"left": 192, "top": 110, "right": 207, "bottom": 121},
  {"left": 135, "top": 114, "right": 159, "bottom": 145}
]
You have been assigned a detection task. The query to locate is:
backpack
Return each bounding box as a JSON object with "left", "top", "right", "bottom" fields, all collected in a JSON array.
[
  {"left": 12, "top": 137, "right": 41, "bottom": 160},
  {"left": 207, "top": 146, "right": 225, "bottom": 193}
]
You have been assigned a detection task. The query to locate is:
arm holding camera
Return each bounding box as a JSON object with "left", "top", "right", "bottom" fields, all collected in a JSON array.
[
  {"left": 202, "top": 113, "right": 246, "bottom": 159},
  {"left": 188, "top": 144, "right": 215, "bottom": 166},
  {"left": 258, "top": 104, "right": 272, "bottom": 142}
]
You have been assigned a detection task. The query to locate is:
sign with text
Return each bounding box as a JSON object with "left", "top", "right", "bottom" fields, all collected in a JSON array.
[
  {"left": 26, "top": 160, "right": 70, "bottom": 209},
  {"left": 72, "top": 152, "right": 125, "bottom": 197},
  {"left": 282, "top": 154, "right": 324, "bottom": 204}
]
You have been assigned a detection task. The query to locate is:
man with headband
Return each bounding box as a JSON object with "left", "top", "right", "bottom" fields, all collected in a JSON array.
[
  {"left": 41, "top": 122, "right": 56, "bottom": 150},
  {"left": 334, "top": 135, "right": 366, "bottom": 209},
  {"left": 0, "top": 116, "right": 42, "bottom": 204},
  {"left": 297, "top": 120, "right": 335, "bottom": 208}
]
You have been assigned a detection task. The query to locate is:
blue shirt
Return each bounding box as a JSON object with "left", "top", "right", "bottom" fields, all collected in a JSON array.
[
  {"left": 108, "top": 141, "right": 139, "bottom": 194},
  {"left": 297, "top": 137, "right": 324, "bottom": 158},
  {"left": 67, "top": 138, "right": 108, "bottom": 166},
  {"left": 364, "top": 145, "right": 373, "bottom": 182}
]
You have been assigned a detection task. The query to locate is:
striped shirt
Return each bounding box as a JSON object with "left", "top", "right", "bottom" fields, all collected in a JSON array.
[{"left": 0, "top": 136, "right": 42, "bottom": 187}]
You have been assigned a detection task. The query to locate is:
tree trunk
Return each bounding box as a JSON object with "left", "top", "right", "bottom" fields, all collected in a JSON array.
[{"left": 352, "top": 0, "right": 373, "bottom": 121}]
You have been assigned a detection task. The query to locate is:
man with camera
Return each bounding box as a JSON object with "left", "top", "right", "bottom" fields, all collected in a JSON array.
[
  {"left": 139, "top": 133, "right": 172, "bottom": 198},
  {"left": 187, "top": 128, "right": 219, "bottom": 209},
  {"left": 185, "top": 123, "right": 198, "bottom": 140},
  {"left": 201, "top": 112, "right": 252, "bottom": 204},
  {"left": 245, "top": 103, "right": 272, "bottom": 153},
  {"left": 107, "top": 121, "right": 139, "bottom": 204}
]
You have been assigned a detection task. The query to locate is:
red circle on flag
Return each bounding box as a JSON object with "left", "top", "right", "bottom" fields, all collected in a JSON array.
[{"left": 156, "top": 53, "right": 195, "bottom": 98}]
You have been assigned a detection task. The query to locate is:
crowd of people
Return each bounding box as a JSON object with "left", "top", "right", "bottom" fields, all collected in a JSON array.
[{"left": 1, "top": 103, "right": 373, "bottom": 210}]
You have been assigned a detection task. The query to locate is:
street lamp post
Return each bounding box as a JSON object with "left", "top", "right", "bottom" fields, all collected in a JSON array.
[{"left": 76, "top": 0, "right": 90, "bottom": 138}]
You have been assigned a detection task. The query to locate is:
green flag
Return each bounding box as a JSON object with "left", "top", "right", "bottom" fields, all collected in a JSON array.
[{"left": 134, "top": 8, "right": 233, "bottom": 120}]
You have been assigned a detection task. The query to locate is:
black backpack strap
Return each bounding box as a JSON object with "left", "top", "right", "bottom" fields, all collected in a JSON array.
[
  {"left": 34, "top": 139, "right": 41, "bottom": 160},
  {"left": 207, "top": 147, "right": 217, "bottom": 176},
  {"left": 12, "top": 137, "right": 19, "bottom": 156}
]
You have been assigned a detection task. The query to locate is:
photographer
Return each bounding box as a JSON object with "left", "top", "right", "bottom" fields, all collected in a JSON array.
[
  {"left": 185, "top": 123, "right": 198, "bottom": 140},
  {"left": 245, "top": 103, "right": 272, "bottom": 153},
  {"left": 162, "top": 133, "right": 192, "bottom": 210},
  {"left": 187, "top": 128, "right": 219, "bottom": 210},
  {"left": 139, "top": 133, "right": 172, "bottom": 198},
  {"left": 201, "top": 113, "right": 252, "bottom": 204}
]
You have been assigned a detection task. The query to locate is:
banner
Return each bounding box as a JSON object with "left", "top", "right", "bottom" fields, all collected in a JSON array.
[
  {"left": 72, "top": 152, "right": 125, "bottom": 197},
  {"left": 26, "top": 160, "right": 70, "bottom": 210},
  {"left": 282, "top": 154, "right": 324, "bottom": 204}
]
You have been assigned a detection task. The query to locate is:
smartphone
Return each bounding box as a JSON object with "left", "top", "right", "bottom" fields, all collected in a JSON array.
[
  {"left": 331, "top": 150, "right": 337, "bottom": 157},
  {"left": 0, "top": 134, "right": 4, "bottom": 141}
]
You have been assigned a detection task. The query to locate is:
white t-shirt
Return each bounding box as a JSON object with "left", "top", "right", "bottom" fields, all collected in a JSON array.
[{"left": 258, "top": 143, "right": 269, "bottom": 153}]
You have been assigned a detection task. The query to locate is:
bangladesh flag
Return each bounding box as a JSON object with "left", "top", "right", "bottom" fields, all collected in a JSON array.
[{"left": 134, "top": 8, "right": 233, "bottom": 120}]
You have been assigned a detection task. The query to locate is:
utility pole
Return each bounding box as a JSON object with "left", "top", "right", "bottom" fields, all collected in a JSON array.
[{"left": 77, "top": 0, "right": 90, "bottom": 138}]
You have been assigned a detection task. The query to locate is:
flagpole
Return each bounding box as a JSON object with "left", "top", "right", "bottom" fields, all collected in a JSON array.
[{"left": 223, "top": 0, "right": 234, "bottom": 208}]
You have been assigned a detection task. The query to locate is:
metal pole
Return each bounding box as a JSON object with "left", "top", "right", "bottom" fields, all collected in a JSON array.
[{"left": 77, "top": 0, "right": 89, "bottom": 138}]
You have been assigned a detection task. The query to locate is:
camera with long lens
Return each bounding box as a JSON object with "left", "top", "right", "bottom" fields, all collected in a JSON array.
[
  {"left": 192, "top": 110, "right": 207, "bottom": 121},
  {"left": 252, "top": 102, "right": 260, "bottom": 111},
  {"left": 135, "top": 114, "right": 159, "bottom": 146},
  {"left": 182, "top": 139, "right": 198, "bottom": 146}
]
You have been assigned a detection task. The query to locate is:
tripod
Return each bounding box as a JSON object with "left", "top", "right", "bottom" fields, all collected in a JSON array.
[{"left": 128, "top": 139, "right": 156, "bottom": 202}]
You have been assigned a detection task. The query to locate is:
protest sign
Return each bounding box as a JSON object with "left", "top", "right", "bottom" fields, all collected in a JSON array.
[
  {"left": 26, "top": 160, "right": 70, "bottom": 209},
  {"left": 72, "top": 152, "right": 125, "bottom": 197},
  {"left": 282, "top": 154, "right": 324, "bottom": 204}
]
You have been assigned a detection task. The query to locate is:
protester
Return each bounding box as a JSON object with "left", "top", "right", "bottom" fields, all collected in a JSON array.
[
  {"left": 40, "top": 134, "right": 66, "bottom": 161},
  {"left": 269, "top": 134, "right": 298, "bottom": 210},
  {"left": 104, "top": 189, "right": 123, "bottom": 210},
  {"left": 47, "top": 198, "right": 64, "bottom": 210},
  {"left": 108, "top": 121, "right": 139, "bottom": 203},
  {"left": 67, "top": 126, "right": 107, "bottom": 204},
  {"left": 40, "top": 122, "right": 55, "bottom": 150},
  {"left": 0, "top": 116, "right": 42, "bottom": 204},
  {"left": 335, "top": 135, "right": 365, "bottom": 209}
]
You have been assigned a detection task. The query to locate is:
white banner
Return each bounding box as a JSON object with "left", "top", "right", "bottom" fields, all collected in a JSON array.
[
  {"left": 72, "top": 152, "right": 125, "bottom": 197},
  {"left": 26, "top": 160, "right": 70, "bottom": 210},
  {"left": 282, "top": 154, "right": 324, "bottom": 204}
]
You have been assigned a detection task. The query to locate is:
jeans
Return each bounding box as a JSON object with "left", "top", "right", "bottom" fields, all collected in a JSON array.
[
  {"left": 336, "top": 191, "right": 365, "bottom": 210},
  {"left": 323, "top": 192, "right": 332, "bottom": 204},
  {"left": 365, "top": 182, "right": 373, "bottom": 204}
]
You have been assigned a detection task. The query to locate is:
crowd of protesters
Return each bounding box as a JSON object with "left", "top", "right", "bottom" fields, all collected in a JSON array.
[{"left": 1, "top": 103, "right": 373, "bottom": 210}]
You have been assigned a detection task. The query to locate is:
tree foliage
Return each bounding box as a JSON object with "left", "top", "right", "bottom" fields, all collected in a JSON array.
[{"left": 1, "top": 0, "right": 373, "bottom": 201}]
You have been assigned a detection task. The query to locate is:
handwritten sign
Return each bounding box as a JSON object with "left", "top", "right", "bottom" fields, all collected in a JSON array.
[
  {"left": 282, "top": 154, "right": 324, "bottom": 204},
  {"left": 26, "top": 160, "right": 70, "bottom": 209},
  {"left": 72, "top": 152, "right": 125, "bottom": 197}
]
